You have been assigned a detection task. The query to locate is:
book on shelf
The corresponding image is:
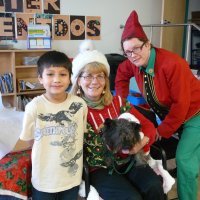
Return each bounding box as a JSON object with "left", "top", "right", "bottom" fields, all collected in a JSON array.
[
  {"left": 25, "top": 81, "right": 35, "bottom": 89},
  {"left": 18, "top": 78, "right": 44, "bottom": 92},
  {"left": 0, "top": 73, "right": 13, "bottom": 94},
  {"left": 17, "top": 95, "right": 33, "bottom": 111}
]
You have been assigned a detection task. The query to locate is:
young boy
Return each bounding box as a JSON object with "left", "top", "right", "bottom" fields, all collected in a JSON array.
[{"left": 14, "top": 51, "right": 88, "bottom": 200}]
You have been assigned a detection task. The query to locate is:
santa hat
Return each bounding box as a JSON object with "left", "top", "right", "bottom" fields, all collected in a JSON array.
[
  {"left": 121, "top": 10, "right": 148, "bottom": 42},
  {"left": 71, "top": 40, "right": 110, "bottom": 84},
  {"left": 118, "top": 113, "right": 140, "bottom": 123}
]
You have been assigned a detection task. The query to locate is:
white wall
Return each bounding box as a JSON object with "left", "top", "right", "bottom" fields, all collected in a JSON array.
[{"left": 2, "top": 0, "right": 162, "bottom": 57}]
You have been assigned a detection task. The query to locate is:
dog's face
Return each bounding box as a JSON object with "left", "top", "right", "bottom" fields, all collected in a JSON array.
[{"left": 100, "top": 118, "right": 141, "bottom": 154}]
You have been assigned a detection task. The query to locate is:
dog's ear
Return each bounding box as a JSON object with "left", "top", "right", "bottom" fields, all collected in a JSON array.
[
  {"left": 104, "top": 118, "right": 115, "bottom": 128},
  {"left": 131, "top": 122, "right": 141, "bottom": 133},
  {"left": 130, "top": 122, "right": 142, "bottom": 142}
]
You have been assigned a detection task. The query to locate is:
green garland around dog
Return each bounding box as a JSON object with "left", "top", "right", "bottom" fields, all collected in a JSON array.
[{"left": 84, "top": 101, "right": 135, "bottom": 174}]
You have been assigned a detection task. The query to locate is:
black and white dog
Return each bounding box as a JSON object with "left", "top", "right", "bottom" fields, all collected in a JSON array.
[
  {"left": 99, "top": 113, "right": 147, "bottom": 170},
  {"left": 99, "top": 113, "right": 175, "bottom": 193}
]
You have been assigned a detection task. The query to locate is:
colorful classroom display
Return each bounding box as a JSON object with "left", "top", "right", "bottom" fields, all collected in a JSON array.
[{"left": 0, "top": 0, "right": 101, "bottom": 41}]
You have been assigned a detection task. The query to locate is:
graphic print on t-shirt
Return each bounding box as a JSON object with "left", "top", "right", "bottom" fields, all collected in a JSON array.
[
  {"left": 38, "top": 102, "right": 83, "bottom": 125},
  {"left": 36, "top": 102, "right": 83, "bottom": 175}
]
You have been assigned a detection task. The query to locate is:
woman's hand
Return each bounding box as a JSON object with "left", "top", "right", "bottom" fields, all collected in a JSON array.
[
  {"left": 129, "top": 142, "right": 142, "bottom": 154},
  {"left": 122, "top": 136, "right": 149, "bottom": 155}
]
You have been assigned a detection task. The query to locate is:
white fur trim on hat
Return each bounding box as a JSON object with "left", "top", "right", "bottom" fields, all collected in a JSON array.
[
  {"left": 118, "top": 113, "right": 140, "bottom": 124},
  {"left": 71, "top": 40, "right": 110, "bottom": 84}
]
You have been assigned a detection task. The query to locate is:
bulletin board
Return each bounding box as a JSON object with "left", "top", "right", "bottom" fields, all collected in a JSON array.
[{"left": 0, "top": 0, "right": 101, "bottom": 41}]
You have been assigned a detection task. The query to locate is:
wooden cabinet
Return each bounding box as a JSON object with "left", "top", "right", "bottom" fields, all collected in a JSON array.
[
  {"left": 0, "top": 50, "right": 47, "bottom": 110},
  {"left": 0, "top": 50, "right": 15, "bottom": 108}
]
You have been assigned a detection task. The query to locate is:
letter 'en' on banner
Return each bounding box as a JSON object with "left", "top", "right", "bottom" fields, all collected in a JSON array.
[
  {"left": 86, "top": 16, "right": 101, "bottom": 40},
  {"left": 24, "top": 0, "right": 42, "bottom": 13},
  {"left": 16, "top": 13, "right": 34, "bottom": 40},
  {"left": 70, "top": 15, "right": 85, "bottom": 40},
  {"left": 0, "top": 13, "right": 15, "bottom": 40},
  {"left": 53, "top": 15, "right": 69, "bottom": 40}
]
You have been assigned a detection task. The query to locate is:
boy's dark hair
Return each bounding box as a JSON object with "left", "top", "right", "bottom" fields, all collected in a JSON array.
[{"left": 37, "top": 51, "right": 72, "bottom": 77}]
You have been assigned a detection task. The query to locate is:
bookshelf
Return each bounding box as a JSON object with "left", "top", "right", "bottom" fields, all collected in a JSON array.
[{"left": 0, "top": 50, "right": 47, "bottom": 110}]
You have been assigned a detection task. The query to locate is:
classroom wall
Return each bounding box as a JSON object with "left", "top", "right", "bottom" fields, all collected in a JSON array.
[
  {"left": 2, "top": 1, "right": 198, "bottom": 92},
  {"left": 2, "top": 0, "right": 162, "bottom": 58}
]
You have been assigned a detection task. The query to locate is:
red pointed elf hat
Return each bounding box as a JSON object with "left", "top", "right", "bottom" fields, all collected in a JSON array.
[{"left": 121, "top": 10, "right": 148, "bottom": 42}]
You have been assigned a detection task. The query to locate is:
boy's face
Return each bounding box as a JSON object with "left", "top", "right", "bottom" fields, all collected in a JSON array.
[{"left": 39, "top": 66, "right": 70, "bottom": 100}]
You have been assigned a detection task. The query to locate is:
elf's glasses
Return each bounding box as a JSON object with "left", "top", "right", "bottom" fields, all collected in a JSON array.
[{"left": 124, "top": 42, "right": 146, "bottom": 57}]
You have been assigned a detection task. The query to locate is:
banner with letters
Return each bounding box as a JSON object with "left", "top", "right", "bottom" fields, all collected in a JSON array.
[{"left": 0, "top": 0, "right": 101, "bottom": 41}]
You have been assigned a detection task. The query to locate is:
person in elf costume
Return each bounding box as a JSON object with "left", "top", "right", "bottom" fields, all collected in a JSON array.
[
  {"left": 115, "top": 10, "right": 200, "bottom": 200},
  {"left": 70, "top": 40, "right": 165, "bottom": 200}
]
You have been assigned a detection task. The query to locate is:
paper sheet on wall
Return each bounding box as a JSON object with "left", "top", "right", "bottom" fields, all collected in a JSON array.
[{"left": 0, "top": 93, "right": 24, "bottom": 160}]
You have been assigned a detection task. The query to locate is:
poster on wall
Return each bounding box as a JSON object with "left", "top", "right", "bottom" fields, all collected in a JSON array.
[
  {"left": 5, "top": 0, "right": 23, "bottom": 12},
  {"left": 0, "top": 0, "right": 4, "bottom": 12},
  {"left": 53, "top": 15, "right": 69, "bottom": 40},
  {"left": 35, "top": 13, "right": 53, "bottom": 37},
  {"left": 0, "top": 13, "right": 15, "bottom": 40},
  {"left": 70, "top": 15, "right": 85, "bottom": 40},
  {"left": 44, "top": 0, "right": 60, "bottom": 14},
  {"left": 27, "top": 24, "right": 51, "bottom": 49},
  {"left": 86, "top": 16, "right": 101, "bottom": 40},
  {"left": 16, "top": 13, "right": 34, "bottom": 40},
  {"left": 24, "top": 0, "right": 42, "bottom": 13}
]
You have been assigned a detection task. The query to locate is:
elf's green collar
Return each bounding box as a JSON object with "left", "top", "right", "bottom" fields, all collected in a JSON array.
[{"left": 140, "top": 48, "right": 156, "bottom": 77}]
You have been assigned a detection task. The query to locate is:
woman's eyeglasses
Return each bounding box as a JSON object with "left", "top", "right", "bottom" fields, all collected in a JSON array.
[
  {"left": 124, "top": 42, "right": 146, "bottom": 57},
  {"left": 80, "top": 74, "right": 105, "bottom": 82}
]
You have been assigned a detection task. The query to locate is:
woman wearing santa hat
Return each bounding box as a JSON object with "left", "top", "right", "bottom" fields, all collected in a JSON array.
[
  {"left": 115, "top": 10, "right": 200, "bottom": 200},
  {"left": 71, "top": 40, "right": 165, "bottom": 200}
]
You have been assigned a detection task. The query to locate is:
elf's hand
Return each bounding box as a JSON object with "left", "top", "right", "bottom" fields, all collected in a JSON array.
[
  {"left": 129, "top": 143, "right": 142, "bottom": 154},
  {"left": 156, "top": 129, "right": 162, "bottom": 141},
  {"left": 122, "top": 142, "right": 142, "bottom": 155}
]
